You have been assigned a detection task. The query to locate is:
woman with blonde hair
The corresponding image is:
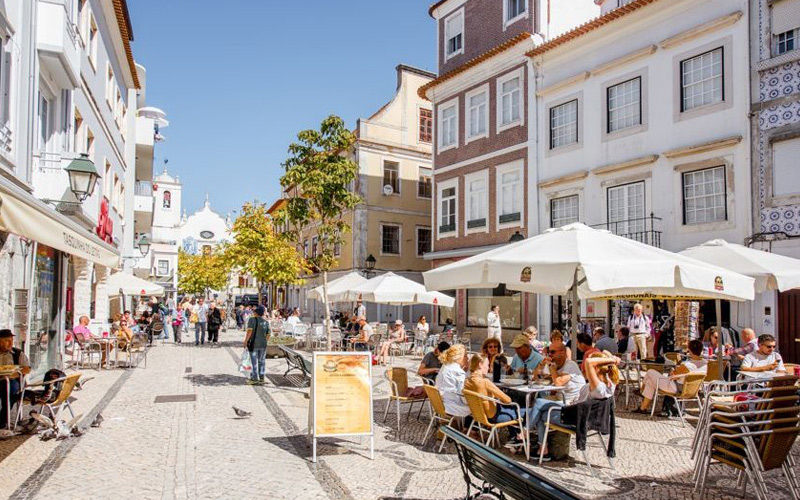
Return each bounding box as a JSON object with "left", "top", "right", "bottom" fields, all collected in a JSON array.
[{"left": 435, "top": 344, "right": 470, "bottom": 417}]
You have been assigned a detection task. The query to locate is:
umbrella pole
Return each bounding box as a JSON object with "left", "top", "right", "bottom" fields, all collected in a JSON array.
[
  {"left": 716, "top": 299, "right": 723, "bottom": 377},
  {"left": 570, "top": 270, "right": 579, "bottom": 349}
]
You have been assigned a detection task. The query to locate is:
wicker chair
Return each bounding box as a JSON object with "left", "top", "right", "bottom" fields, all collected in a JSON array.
[
  {"left": 422, "top": 383, "right": 456, "bottom": 451},
  {"left": 650, "top": 371, "right": 706, "bottom": 426},
  {"left": 463, "top": 389, "right": 526, "bottom": 453},
  {"left": 664, "top": 352, "right": 683, "bottom": 365},
  {"left": 382, "top": 368, "right": 426, "bottom": 434}
]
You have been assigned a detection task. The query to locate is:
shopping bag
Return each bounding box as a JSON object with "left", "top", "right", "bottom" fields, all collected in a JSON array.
[{"left": 238, "top": 350, "right": 253, "bottom": 374}]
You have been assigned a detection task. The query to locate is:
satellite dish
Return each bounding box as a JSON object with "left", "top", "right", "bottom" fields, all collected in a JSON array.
[{"left": 383, "top": 184, "right": 394, "bottom": 196}]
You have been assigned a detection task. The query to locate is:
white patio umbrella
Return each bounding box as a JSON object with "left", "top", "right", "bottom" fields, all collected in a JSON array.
[
  {"left": 107, "top": 272, "right": 165, "bottom": 297},
  {"left": 680, "top": 239, "right": 800, "bottom": 293},
  {"left": 423, "top": 223, "right": 754, "bottom": 348},
  {"left": 345, "top": 272, "right": 455, "bottom": 307},
  {"left": 307, "top": 271, "right": 367, "bottom": 302}
]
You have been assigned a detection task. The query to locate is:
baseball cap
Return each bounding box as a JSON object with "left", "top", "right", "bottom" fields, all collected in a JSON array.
[
  {"left": 509, "top": 334, "right": 530, "bottom": 349},
  {"left": 394, "top": 319, "right": 403, "bottom": 325}
]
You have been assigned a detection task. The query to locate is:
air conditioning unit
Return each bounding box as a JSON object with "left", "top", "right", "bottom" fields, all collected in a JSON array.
[{"left": 382, "top": 184, "right": 394, "bottom": 196}]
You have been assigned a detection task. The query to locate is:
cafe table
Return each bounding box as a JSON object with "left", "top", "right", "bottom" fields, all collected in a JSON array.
[
  {"left": 92, "top": 337, "right": 120, "bottom": 369},
  {"left": 620, "top": 360, "right": 676, "bottom": 409},
  {"left": 0, "top": 365, "right": 22, "bottom": 429},
  {"left": 498, "top": 378, "right": 566, "bottom": 460}
]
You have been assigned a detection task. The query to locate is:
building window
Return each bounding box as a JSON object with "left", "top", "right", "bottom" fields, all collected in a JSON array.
[
  {"left": 439, "top": 185, "right": 457, "bottom": 234},
  {"left": 333, "top": 240, "right": 341, "bottom": 257},
  {"left": 104, "top": 160, "right": 111, "bottom": 200},
  {"left": 303, "top": 239, "right": 309, "bottom": 257},
  {"left": 438, "top": 290, "right": 457, "bottom": 326},
  {"left": 466, "top": 174, "right": 487, "bottom": 230},
  {"left": 157, "top": 260, "right": 169, "bottom": 276},
  {"left": 550, "top": 99, "right": 578, "bottom": 149},
  {"left": 439, "top": 100, "right": 458, "bottom": 149},
  {"left": 106, "top": 65, "right": 114, "bottom": 107},
  {"left": 498, "top": 72, "right": 522, "bottom": 129},
  {"left": 383, "top": 160, "right": 400, "bottom": 195},
  {"left": 467, "top": 285, "right": 521, "bottom": 329},
  {"left": 418, "top": 167, "right": 432, "bottom": 198},
  {"left": 0, "top": 38, "right": 12, "bottom": 133},
  {"left": 607, "top": 77, "right": 641, "bottom": 133},
  {"left": 498, "top": 164, "right": 522, "bottom": 224},
  {"left": 77, "top": 0, "right": 89, "bottom": 43},
  {"left": 381, "top": 224, "right": 400, "bottom": 255},
  {"left": 505, "top": 0, "right": 527, "bottom": 23},
  {"left": 681, "top": 48, "right": 723, "bottom": 112},
  {"left": 86, "top": 128, "right": 94, "bottom": 162},
  {"left": 607, "top": 181, "right": 645, "bottom": 235},
  {"left": 419, "top": 108, "right": 432, "bottom": 143},
  {"left": 775, "top": 28, "right": 799, "bottom": 55},
  {"left": 88, "top": 16, "right": 98, "bottom": 69},
  {"left": 311, "top": 236, "right": 318, "bottom": 258},
  {"left": 163, "top": 190, "right": 172, "bottom": 208},
  {"left": 683, "top": 166, "right": 726, "bottom": 224},
  {"left": 444, "top": 10, "right": 464, "bottom": 59},
  {"left": 416, "top": 227, "right": 432, "bottom": 257},
  {"left": 551, "top": 195, "right": 579, "bottom": 228},
  {"left": 467, "top": 87, "right": 488, "bottom": 141},
  {"left": 772, "top": 137, "right": 800, "bottom": 198},
  {"left": 37, "top": 92, "right": 52, "bottom": 152},
  {"left": 111, "top": 174, "right": 120, "bottom": 210}
]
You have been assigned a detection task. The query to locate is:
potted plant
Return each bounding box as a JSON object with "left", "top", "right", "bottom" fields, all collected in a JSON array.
[{"left": 267, "top": 335, "right": 295, "bottom": 358}]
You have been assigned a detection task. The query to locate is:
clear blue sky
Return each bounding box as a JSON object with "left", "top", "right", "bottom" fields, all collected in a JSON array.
[{"left": 127, "top": 0, "right": 436, "bottom": 217}]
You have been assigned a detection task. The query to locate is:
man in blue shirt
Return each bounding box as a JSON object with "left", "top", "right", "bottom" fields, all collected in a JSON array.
[{"left": 507, "top": 334, "right": 543, "bottom": 376}]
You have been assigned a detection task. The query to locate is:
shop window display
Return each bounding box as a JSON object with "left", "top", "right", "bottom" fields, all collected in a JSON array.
[{"left": 467, "top": 285, "right": 521, "bottom": 330}]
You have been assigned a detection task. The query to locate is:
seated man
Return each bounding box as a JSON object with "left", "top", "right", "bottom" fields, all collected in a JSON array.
[
  {"left": 635, "top": 339, "right": 707, "bottom": 414},
  {"left": 740, "top": 334, "right": 786, "bottom": 375},
  {"left": 576, "top": 332, "right": 600, "bottom": 374},
  {"left": 593, "top": 327, "right": 618, "bottom": 355},
  {"left": 418, "top": 341, "right": 450, "bottom": 382},
  {"left": 0, "top": 329, "right": 31, "bottom": 428},
  {"left": 348, "top": 318, "right": 371, "bottom": 351},
  {"left": 73, "top": 315, "right": 108, "bottom": 366},
  {"left": 506, "top": 334, "right": 543, "bottom": 377}
]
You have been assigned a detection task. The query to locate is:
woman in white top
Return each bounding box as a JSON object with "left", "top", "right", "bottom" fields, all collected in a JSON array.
[
  {"left": 486, "top": 305, "right": 502, "bottom": 341},
  {"left": 434, "top": 344, "right": 471, "bottom": 417},
  {"left": 634, "top": 339, "right": 707, "bottom": 414},
  {"left": 415, "top": 315, "right": 430, "bottom": 337}
]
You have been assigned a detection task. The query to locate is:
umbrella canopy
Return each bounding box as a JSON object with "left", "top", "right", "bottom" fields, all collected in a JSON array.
[
  {"left": 307, "top": 271, "right": 368, "bottom": 302},
  {"left": 107, "top": 272, "right": 165, "bottom": 297},
  {"left": 423, "top": 223, "right": 754, "bottom": 302},
  {"left": 345, "top": 272, "right": 455, "bottom": 307},
  {"left": 680, "top": 239, "right": 800, "bottom": 293}
]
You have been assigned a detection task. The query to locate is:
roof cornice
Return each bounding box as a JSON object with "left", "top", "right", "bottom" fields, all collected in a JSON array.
[{"left": 112, "top": 0, "right": 140, "bottom": 88}]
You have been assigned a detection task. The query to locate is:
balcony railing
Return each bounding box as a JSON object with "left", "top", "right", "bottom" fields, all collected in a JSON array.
[
  {"left": 33, "top": 151, "right": 62, "bottom": 172},
  {"left": 590, "top": 213, "right": 662, "bottom": 248},
  {"left": 135, "top": 181, "right": 153, "bottom": 196}
]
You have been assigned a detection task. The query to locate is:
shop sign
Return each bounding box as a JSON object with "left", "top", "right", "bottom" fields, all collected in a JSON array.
[
  {"left": 95, "top": 198, "right": 114, "bottom": 245},
  {"left": 520, "top": 266, "right": 532, "bottom": 283}
]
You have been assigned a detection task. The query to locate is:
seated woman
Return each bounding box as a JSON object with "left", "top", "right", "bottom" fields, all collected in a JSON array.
[
  {"left": 481, "top": 337, "right": 508, "bottom": 380},
  {"left": 464, "top": 353, "right": 525, "bottom": 449},
  {"left": 377, "top": 320, "right": 407, "bottom": 365},
  {"left": 702, "top": 327, "right": 721, "bottom": 358},
  {"left": 348, "top": 319, "right": 371, "bottom": 351},
  {"left": 112, "top": 313, "right": 134, "bottom": 350},
  {"left": 532, "top": 351, "right": 620, "bottom": 460},
  {"left": 634, "top": 339, "right": 707, "bottom": 414},
  {"left": 435, "top": 344, "right": 471, "bottom": 419}
]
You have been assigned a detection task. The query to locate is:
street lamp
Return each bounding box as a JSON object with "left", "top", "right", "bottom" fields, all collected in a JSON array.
[
  {"left": 137, "top": 234, "right": 151, "bottom": 257},
  {"left": 364, "top": 254, "right": 376, "bottom": 277},
  {"left": 64, "top": 153, "right": 100, "bottom": 202},
  {"left": 509, "top": 231, "right": 525, "bottom": 243}
]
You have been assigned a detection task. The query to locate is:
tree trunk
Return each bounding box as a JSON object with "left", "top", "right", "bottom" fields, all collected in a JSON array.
[
  {"left": 323, "top": 270, "right": 332, "bottom": 350},
  {"left": 257, "top": 279, "right": 262, "bottom": 306}
]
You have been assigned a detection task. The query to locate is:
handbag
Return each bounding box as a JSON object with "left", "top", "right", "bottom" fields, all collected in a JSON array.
[{"left": 190, "top": 313, "right": 198, "bottom": 323}]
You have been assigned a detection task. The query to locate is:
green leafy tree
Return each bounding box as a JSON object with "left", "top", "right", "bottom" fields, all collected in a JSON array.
[
  {"left": 281, "top": 115, "right": 361, "bottom": 349},
  {"left": 177, "top": 248, "right": 231, "bottom": 298},
  {"left": 224, "top": 202, "right": 306, "bottom": 305}
]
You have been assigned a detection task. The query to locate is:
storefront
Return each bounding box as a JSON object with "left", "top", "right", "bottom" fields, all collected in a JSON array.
[{"left": 27, "top": 244, "right": 63, "bottom": 374}]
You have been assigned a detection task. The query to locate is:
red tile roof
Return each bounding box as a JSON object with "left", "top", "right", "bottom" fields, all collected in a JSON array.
[{"left": 112, "top": 0, "right": 140, "bottom": 88}]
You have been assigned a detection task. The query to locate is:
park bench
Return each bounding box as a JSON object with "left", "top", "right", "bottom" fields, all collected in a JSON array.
[
  {"left": 278, "top": 345, "right": 312, "bottom": 386},
  {"left": 442, "top": 426, "right": 580, "bottom": 500}
]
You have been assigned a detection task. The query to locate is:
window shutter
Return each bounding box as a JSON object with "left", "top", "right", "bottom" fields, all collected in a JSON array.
[
  {"left": 773, "top": 137, "right": 800, "bottom": 196},
  {"left": 772, "top": 0, "right": 800, "bottom": 35},
  {"left": 2, "top": 43, "right": 11, "bottom": 125}
]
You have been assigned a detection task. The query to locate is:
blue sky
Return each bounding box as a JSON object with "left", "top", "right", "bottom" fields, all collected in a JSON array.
[{"left": 127, "top": 0, "right": 436, "bottom": 217}]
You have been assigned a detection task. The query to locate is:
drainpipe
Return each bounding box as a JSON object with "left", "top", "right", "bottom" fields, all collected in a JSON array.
[
  {"left": 24, "top": 0, "right": 39, "bottom": 185},
  {"left": 527, "top": 48, "right": 545, "bottom": 334}
]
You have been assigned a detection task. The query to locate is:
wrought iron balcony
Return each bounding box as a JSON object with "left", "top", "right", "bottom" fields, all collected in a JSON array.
[{"left": 590, "top": 213, "right": 662, "bottom": 248}]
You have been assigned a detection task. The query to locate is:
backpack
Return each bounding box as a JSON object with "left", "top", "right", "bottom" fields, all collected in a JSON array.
[{"left": 10, "top": 347, "right": 21, "bottom": 365}]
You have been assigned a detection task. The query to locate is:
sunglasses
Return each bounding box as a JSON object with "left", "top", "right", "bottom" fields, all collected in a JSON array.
[
  {"left": 487, "top": 345, "right": 498, "bottom": 350},
  {"left": 763, "top": 344, "right": 776, "bottom": 349},
  {"left": 548, "top": 350, "right": 557, "bottom": 354}
]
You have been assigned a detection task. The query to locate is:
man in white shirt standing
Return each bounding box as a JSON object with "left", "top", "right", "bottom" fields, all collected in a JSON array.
[
  {"left": 355, "top": 301, "right": 366, "bottom": 320},
  {"left": 193, "top": 297, "right": 209, "bottom": 346},
  {"left": 486, "top": 305, "right": 502, "bottom": 341},
  {"left": 741, "top": 334, "right": 787, "bottom": 375},
  {"left": 626, "top": 303, "right": 651, "bottom": 360}
]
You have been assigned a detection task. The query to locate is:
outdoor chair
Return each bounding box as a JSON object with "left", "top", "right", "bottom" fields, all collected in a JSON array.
[
  {"left": 650, "top": 371, "right": 706, "bottom": 426},
  {"left": 73, "top": 333, "right": 103, "bottom": 370},
  {"left": 693, "top": 380, "right": 800, "bottom": 500},
  {"left": 382, "top": 368, "right": 426, "bottom": 434},
  {"left": 366, "top": 333, "right": 382, "bottom": 355},
  {"left": 664, "top": 352, "right": 683, "bottom": 365},
  {"left": 463, "top": 389, "right": 526, "bottom": 455},
  {"left": 269, "top": 320, "right": 284, "bottom": 336},
  {"left": 422, "top": 383, "right": 456, "bottom": 452},
  {"left": 125, "top": 335, "right": 147, "bottom": 368},
  {"left": 27, "top": 372, "right": 81, "bottom": 422}
]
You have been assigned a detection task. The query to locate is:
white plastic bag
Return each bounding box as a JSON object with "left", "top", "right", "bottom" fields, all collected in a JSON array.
[{"left": 238, "top": 349, "right": 253, "bottom": 374}]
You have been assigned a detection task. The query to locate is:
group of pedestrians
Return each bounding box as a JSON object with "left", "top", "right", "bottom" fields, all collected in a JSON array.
[{"left": 178, "top": 297, "right": 224, "bottom": 346}]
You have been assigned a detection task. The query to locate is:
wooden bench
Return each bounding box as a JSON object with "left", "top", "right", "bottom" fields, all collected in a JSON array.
[
  {"left": 278, "top": 345, "right": 312, "bottom": 386},
  {"left": 442, "top": 426, "right": 580, "bottom": 500}
]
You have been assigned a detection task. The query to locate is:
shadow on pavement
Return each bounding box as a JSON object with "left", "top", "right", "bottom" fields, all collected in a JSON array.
[
  {"left": 185, "top": 373, "right": 248, "bottom": 387},
  {"left": 0, "top": 434, "right": 32, "bottom": 464}
]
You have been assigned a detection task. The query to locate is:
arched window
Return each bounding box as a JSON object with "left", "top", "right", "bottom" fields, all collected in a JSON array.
[{"left": 163, "top": 190, "right": 171, "bottom": 208}]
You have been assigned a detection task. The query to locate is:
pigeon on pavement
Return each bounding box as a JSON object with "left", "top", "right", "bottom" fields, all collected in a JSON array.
[
  {"left": 232, "top": 406, "right": 252, "bottom": 418},
  {"left": 90, "top": 413, "right": 104, "bottom": 428}
]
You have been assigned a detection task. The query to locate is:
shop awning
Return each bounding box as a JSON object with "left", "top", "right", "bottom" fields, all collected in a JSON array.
[
  {"left": 107, "top": 272, "right": 165, "bottom": 296},
  {"left": 0, "top": 177, "right": 119, "bottom": 268}
]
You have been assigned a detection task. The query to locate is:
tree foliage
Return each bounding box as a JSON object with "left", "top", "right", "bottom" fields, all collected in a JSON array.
[
  {"left": 177, "top": 248, "right": 231, "bottom": 297},
  {"left": 224, "top": 202, "right": 306, "bottom": 290}
]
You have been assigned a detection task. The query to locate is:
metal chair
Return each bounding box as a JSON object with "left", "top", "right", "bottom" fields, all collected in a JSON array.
[
  {"left": 40, "top": 373, "right": 81, "bottom": 421},
  {"left": 651, "top": 371, "right": 706, "bottom": 426},
  {"left": 382, "top": 368, "right": 426, "bottom": 434},
  {"left": 463, "top": 389, "right": 526, "bottom": 455},
  {"left": 422, "top": 383, "right": 456, "bottom": 452}
]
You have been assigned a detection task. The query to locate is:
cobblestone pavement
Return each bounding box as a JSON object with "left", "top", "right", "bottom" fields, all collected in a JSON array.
[{"left": 0, "top": 328, "right": 797, "bottom": 500}]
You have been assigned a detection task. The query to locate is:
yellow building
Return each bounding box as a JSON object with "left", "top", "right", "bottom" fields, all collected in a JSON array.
[{"left": 271, "top": 65, "right": 436, "bottom": 323}]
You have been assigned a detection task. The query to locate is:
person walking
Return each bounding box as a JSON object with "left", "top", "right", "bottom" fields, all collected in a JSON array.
[
  {"left": 486, "top": 305, "right": 502, "bottom": 342},
  {"left": 626, "top": 303, "right": 651, "bottom": 360},
  {"left": 207, "top": 301, "right": 222, "bottom": 346},
  {"left": 194, "top": 297, "right": 209, "bottom": 346},
  {"left": 243, "top": 305, "right": 271, "bottom": 384}
]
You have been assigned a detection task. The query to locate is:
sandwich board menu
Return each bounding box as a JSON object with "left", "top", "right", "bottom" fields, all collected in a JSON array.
[{"left": 309, "top": 351, "right": 374, "bottom": 463}]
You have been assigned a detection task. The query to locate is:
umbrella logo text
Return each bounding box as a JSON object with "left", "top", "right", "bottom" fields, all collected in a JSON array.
[{"left": 520, "top": 266, "right": 532, "bottom": 283}]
